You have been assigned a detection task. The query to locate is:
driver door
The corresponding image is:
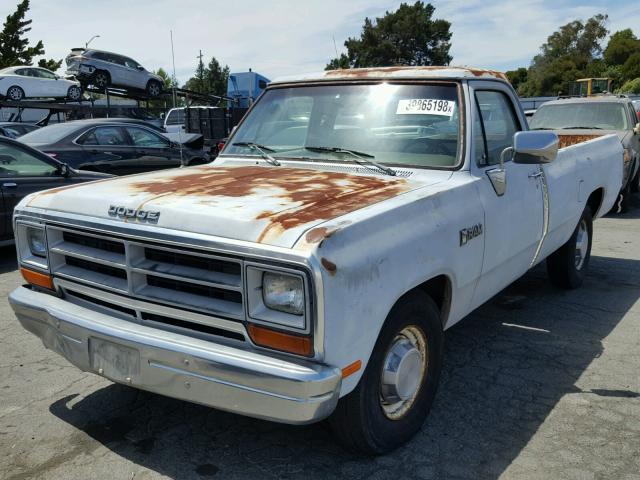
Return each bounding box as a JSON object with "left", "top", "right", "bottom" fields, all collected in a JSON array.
[
  {"left": 0, "top": 141, "right": 66, "bottom": 237},
  {"left": 470, "top": 84, "right": 545, "bottom": 306}
]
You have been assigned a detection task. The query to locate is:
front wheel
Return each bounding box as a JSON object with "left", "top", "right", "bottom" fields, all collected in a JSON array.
[
  {"left": 93, "top": 71, "right": 110, "bottom": 89},
  {"left": 631, "top": 163, "right": 639, "bottom": 194},
  {"left": 547, "top": 206, "right": 593, "bottom": 289},
  {"left": 329, "top": 291, "right": 444, "bottom": 454},
  {"left": 67, "top": 85, "right": 82, "bottom": 101}
]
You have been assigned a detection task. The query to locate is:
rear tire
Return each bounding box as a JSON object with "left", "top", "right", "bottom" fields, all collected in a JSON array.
[
  {"left": 547, "top": 206, "right": 593, "bottom": 289},
  {"left": 146, "top": 80, "right": 162, "bottom": 97},
  {"left": 631, "top": 163, "right": 639, "bottom": 194},
  {"left": 93, "top": 71, "right": 110, "bottom": 90},
  {"left": 6, "top": 85, "right": 24, "bottom": 101},
  {"left": 329, "top": 291, "right": 444, "bottom": 455}
]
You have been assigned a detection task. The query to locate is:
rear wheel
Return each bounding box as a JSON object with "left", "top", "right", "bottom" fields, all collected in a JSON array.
[
  {"left": 6, "top": 85, "right": 24, "bottom": 101},
  {"left": 146, "top": 80, "right": 162, "bottom": 97},
  {"left": 329, "top": 291, "right": 443, "bottom": 454},
  {"left": 93, "top": 71, "right": 110, "bottom": 89},
  {"left": 547, "top": 206, "right": 593, "bottom": 289},
  {"left": 631, "top": 163, "right": 639, "bottom": 194}
]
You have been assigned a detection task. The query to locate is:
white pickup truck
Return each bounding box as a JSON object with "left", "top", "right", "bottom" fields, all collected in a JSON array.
[{"left": 10, "top": 67, "right": 623, "bottom": 454}]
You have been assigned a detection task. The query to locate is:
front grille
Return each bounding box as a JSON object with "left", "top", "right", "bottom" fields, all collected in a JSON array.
[{"left": 47, "top": 226, "right": 244, "bottom": 320}]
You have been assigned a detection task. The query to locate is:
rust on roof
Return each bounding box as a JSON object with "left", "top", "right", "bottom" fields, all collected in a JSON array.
[
  {"left": 322, "top": 66, "right": 508, "bottom": 81},
  {"left": 128, "top": 165, "right": 411, "bottom": 243},
  {"left": 557, "top": 134, "right": 602, "bottom": 149}
]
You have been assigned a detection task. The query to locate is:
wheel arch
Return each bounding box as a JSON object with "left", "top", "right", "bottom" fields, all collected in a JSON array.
[{"left": 586, "top": 187, "right": 604, "bottom": 217}]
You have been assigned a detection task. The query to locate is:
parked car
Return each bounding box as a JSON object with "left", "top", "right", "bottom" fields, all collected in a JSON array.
[
  {"left": 0, "top": 66, "right": 82, "bottom": 101},
  {"left": 19, "top": 119, "right": 208, "bottom": 175},
  {"left": 529, "top": 95, "right": 640, "bottom": 211},
  {"left": 0, "top": 122, "right": 39, "bottom": 139},
  {"left": 74, "top": 117, "right": 166, "bottom": 132},
  {"left": 0, "top": 136, "right": 109, "bottom": 244},
  {"left": 8, "top": 67, "right": 623, "bottom": 454},
  {"left": 65, "top": 48, "right": 164, "bottom": 97}
]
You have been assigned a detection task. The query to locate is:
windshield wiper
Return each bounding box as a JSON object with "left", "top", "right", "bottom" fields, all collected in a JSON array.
[
  {"left": 530, "top": 127, "right": 552, "bottom": 130},
  {"left": 561, "top": 126, "right": 603, "bottom": 130},
  {"left": 232, "top": 142, "right": 281, "bottom": 166},
  {"left": 305, "top": 146, "right": 396, "bottom": 176}
]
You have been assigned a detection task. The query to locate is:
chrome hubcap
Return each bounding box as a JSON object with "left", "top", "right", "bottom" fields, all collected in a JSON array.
[
  {"left": 9, "top": 88, "right": 21, "bottom": 100},
  {"left": 380, "top": 325, "right": 427, "bottom": 420},
  {"left": 575, "top": 220, "right": 589, "bottom": 270}
]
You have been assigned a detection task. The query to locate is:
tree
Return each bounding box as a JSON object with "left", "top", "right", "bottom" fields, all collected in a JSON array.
[
  {"left": 505, "top": 67, "right": 528, "bottom": 93},
  {"left": 38, "top": 58, "right": 62, "bottom": 71},
  {"left": 326, "top": 2, "right": 452, "bottom": 69},
  {"left": 0, "top": 0, "right": 60, "bottom": 70},
  {"left": 618, "top": 77, "right": 640, "bottom": 94},
  {"left": 203, "top": 57, "right": 229, "bottom": 97},
  {"left": 603, "top": 29, "right": 640, "bottom": 66},
  {"left": 519, "top": 14, "right": 609, "bottom": 96},
  {"left": 621, "top": 53, "right": 640, "bottom": 83},
  {"left": 184, "top": 55, "right": 229, "bottom": 97},
  {"left": 154, "top": 67, "right": 174, "bottom": 90}
]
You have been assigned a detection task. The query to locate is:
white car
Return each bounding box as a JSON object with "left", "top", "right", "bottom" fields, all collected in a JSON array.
[{"left": 0, "top": 66, "right": 82, "bottom": 101}]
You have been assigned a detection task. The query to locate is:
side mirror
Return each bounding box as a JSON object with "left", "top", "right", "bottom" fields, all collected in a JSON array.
[
  {"left": 58, "top": 163, "right": 70, "bottom": 177},
  {"left": 137, "top": 66, "right": 144, "bottom": 71},
  {"left": 512, "top": 131, "right": 559, "bottom": 164}
]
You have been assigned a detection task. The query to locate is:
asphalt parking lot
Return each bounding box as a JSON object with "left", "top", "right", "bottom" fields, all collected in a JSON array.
[{"left": 1, "top": 198, "right": 639, "bottom": 480}]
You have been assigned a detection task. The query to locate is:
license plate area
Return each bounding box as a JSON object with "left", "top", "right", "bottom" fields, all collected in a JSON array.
[{"left": 89, "top": 338, "right": 140, "bottom": 382}]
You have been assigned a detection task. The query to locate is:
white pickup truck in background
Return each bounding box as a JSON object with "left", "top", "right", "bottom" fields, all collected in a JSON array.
[{"left": 9, "top": 67, "right": 623, "bottom": 454}]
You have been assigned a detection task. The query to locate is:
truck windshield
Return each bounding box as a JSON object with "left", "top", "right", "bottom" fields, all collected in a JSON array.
[
  {"left": 530, "top": 102, "right": 629, "bottom": 131},
  {"left": 223, "top": 83, "right": 462, "bottom": 169}
]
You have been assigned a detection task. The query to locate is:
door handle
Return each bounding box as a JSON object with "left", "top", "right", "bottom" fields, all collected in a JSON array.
[
  {"left": 528, "top": 171, "right": 543, "bottom": 179},
  {"left": 2, "top": 182, "right": 17, "bottom": 188}
]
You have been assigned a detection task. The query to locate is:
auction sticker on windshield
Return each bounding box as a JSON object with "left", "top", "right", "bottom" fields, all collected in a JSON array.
[{"left": 396, "top": 99, "right": 456, "bottom": 116}]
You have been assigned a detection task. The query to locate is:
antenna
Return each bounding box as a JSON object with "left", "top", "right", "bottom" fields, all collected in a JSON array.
[
  {"left": 170, "top": 30, "right": 177, "bottom": 108},
  {"left": 332, "top": 35, "right": 339, "bottom": 57}
]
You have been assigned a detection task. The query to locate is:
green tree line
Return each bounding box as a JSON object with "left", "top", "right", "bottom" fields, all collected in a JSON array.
[{"left": 507, "top": 15, "right": 640, "bottom": 95}]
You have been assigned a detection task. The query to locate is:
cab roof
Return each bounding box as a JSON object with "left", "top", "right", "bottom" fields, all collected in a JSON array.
[{"left": 271, "top": 66, "right": 509, "bottom": 84}]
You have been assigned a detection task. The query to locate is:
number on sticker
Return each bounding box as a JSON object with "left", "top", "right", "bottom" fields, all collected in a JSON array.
[{"left": 396, "top": 99, "right": 456, "bottom": 116}]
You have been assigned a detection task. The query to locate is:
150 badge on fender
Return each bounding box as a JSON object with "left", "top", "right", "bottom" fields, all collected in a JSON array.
[{"left": 460, "top": 223, "right": 483, "bottom": 246}]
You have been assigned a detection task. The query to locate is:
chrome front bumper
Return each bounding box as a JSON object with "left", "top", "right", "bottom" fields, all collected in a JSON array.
[{"left": 9, "top": 286, "right": 341, "bottom": 425}]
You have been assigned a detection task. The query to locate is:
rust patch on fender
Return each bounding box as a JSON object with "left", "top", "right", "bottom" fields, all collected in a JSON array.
[
  {"left": 128, "top": 165, "right": 411, "bottom": 243},
  {"left": 321, "top": 258, "right": 337, "bottom": 275},
  {"left": 557, "top": 134, "right": 602, "bottom": 149}
]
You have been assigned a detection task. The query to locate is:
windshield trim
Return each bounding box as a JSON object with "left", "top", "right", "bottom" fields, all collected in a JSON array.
[{"left": 219, "top": 80, "right": 467, "bottom": 172}]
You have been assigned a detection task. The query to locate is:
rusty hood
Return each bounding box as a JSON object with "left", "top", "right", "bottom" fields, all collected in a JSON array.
[{"left": 25, "top": 164, "right": 434, "bottom": 248}]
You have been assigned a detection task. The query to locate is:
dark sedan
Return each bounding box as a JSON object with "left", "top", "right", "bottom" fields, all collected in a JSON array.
[
  {"left": 19, "top": 119, "right": 209, "bottom": 175},
  {"left": 0, "top": 136, "right": 110, "bottom": 244},
  {"left": 0, "top": 122, "right": 40, "bottom": 139}
]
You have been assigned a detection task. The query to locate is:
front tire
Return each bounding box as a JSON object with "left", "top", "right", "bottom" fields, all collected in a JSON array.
[
  {"left": 67, "top": 85, "right": 82, "bottom": 101},
  {"left": 329, "top": 291, "right": 444, "bottom": 454},
  {"left": 631, "top": 163, "right": 639, "bottom": 194},
  {"left": 547, "top": 206, "right": 593, "bottom": 289},
  {"left": 6, "top": 85, "right": 24, "bottom": 101}
]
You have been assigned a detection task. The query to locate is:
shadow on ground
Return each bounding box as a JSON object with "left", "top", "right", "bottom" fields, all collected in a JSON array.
[
  {"left": 40, "top": 251, "right": 640, "bottom": 480},
  {"left": 0, "top": 244, "right": 18, "bottom": 274}
]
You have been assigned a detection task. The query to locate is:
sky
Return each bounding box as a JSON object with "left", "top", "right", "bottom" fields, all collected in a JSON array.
[{"left": 10, "top": 0, "right": 640, "bottom": 84}]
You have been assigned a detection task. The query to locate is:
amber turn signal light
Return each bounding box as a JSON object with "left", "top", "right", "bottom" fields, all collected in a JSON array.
[
  {"left": 247, "top": 324, "right": 313, "bottom": 357},
  {"left": 20, "top": 267, "right": 54, "bottom": 290},
  {"left": 341, "top": 360, "right": 362, "bottom": 379}
]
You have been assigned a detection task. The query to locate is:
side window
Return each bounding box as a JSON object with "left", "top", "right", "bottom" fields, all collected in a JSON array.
[
  {"left": 125, "top": 127, "right": 169, "bottom": 148},
  {"left": 0, "top": 144, "right": 58, "bottom": 177},
  {"left": 81, "top": 127, "right": 128, "bottom": 146},
  {"left": 124, "top": 58, "right": 140, "bottom": 69},
  {"left": 33, "top": 69, "right": 56, "bottom": 79},
  {"left": 475, "top": 90, "right": 521, "bottom": 166},
  {"left": 14, "top": 69, "right": 27, "bottom": 76}
]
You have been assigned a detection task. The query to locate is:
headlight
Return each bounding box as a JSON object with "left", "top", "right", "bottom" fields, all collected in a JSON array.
[
  {"left": 245, "top": 266, "right": 308, "bottom": 331},
  {"left": 16, "top": 222, "right": 48, "bottom": 270},
  {"left": 262, "top": 272, "right": 304, "bottom": 315},
  {"left": 27, "top": 227, "right": 47, "bottom": 258}
]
